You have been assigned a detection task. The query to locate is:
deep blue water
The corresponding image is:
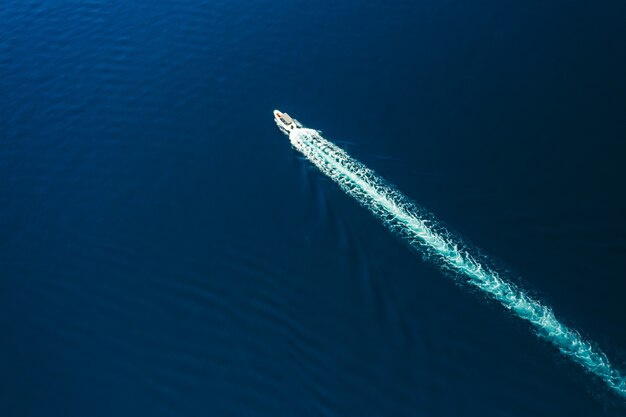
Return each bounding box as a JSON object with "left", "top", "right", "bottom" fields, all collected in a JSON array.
[{"left": 2, "top": 1, "right": 626, "bottom": 415}]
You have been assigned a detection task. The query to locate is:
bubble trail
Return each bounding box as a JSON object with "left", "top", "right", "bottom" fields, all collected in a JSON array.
[{"left": 288, "top": 127, "right": 626, "bottom": 399}]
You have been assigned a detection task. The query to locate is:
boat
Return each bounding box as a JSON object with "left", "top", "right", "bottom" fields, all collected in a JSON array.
[{"left": 273, "top": 110, "right": 301, "bottom": 133}]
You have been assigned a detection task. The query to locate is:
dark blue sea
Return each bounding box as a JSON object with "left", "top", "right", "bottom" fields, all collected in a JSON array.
[{"left": 2, "top": 1, "right": 626, "bottom": 415}]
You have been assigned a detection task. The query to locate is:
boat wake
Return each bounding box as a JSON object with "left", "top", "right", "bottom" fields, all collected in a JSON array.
[{"left": 288, "top": 126, "right": 626, "bottom": 399}]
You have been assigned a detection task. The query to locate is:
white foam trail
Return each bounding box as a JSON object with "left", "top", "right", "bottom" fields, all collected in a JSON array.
[{"left": 289, "top": 127, "right": 626, "bottom": 399}]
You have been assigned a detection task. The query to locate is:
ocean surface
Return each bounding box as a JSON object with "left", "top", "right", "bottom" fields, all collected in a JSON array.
[{"left": 2, "top": 1, "right": 626, "bottom": 416}]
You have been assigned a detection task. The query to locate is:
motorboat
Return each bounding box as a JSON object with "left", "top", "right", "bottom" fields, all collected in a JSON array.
[{"left": 273, "top": 110, "right": 301, "bottom": 133}]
